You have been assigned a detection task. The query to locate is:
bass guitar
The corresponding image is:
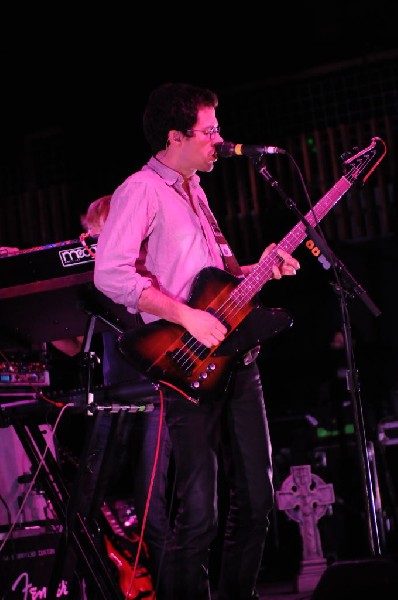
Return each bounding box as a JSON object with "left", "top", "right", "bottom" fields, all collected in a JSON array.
[{"left": 119, "top": 137, "right": 386, "bottom": 403}]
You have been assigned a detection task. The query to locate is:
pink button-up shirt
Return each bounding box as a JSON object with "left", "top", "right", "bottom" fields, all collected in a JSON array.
[{"left": 94, "top": 157, "right": 224, "bottom": 324}]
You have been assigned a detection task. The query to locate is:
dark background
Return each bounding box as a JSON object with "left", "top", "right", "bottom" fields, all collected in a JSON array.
[
  {"left": 2, "top": 3, "right": 397, "bottom": 223},
  {"left": 3, "top": 3, "right": 398, "bottom": 162}
]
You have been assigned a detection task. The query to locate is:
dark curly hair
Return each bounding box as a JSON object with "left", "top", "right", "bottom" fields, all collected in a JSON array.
[{"left": 143, "top": 82, "right": 218, "bottom": 154}]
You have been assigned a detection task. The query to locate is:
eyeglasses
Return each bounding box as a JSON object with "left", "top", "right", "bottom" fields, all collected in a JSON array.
[{"left": 185, "top": 125, "right": 221, "bottom": 139}]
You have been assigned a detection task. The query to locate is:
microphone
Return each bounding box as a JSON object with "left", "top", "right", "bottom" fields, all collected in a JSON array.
[{"left": 215, "top": 141, "right": 287, "bottom": 158}]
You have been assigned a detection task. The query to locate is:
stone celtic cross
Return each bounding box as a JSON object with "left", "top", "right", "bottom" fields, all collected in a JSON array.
[{"left": 276, "top": 464, "right": 335, "bottom": 591}]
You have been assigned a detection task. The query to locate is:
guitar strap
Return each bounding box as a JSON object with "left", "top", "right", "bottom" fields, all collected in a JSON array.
[
  {"left": 199, "top": 200, "right": 261, "bottom": 365},
  {"left": 199, "top": 200, "right": 244, "bottom": 278}
]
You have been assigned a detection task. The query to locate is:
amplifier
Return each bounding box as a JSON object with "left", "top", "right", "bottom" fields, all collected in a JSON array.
[
  {"left": 0, "top": 346, "right": 50, "bottom": 388},
  {"left": 0, "top": 361, "right": 50, "bottom": 386},
  {"left": 0, "top": 531, "right": 82, "bottom": 599}
]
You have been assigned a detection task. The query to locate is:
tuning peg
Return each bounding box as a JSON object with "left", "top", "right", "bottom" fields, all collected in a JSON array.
[{"left": 341, "top": 146, "right": 360, "bottom": 162}]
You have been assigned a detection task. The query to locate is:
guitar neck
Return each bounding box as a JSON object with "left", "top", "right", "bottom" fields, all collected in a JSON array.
[{"left": 243, "top": 135, "right": 387, "bottom": 300}]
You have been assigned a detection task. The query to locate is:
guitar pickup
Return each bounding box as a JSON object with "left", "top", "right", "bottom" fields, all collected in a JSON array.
[
  {"left": 165, "top": 349, "right": 193, "bottom": 375},
  {"left": 181, "top": 332, "right": 211, "bottom": 359}
]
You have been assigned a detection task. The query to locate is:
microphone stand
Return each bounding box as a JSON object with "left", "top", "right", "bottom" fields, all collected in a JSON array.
[{"left": 253, "top": 157, "right": 382, "bottom": 557}]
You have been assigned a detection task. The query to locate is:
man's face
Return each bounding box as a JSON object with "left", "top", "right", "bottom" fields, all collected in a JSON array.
[{"left": 180, "top": 106, "right": 223, "bottom": 174}]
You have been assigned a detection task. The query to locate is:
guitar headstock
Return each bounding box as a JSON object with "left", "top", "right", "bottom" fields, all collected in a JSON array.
[{"left": 341, "top": 137, "right": 387, "bottom": 186}]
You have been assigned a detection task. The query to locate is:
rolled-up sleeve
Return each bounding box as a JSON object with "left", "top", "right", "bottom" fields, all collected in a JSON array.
[{"left": 94, "top": 176, "right": 154, "bottom": 313}]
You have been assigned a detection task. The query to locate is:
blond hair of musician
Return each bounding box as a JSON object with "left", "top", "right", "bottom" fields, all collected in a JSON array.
[{"left": 80, "top": 194, "right": 112, "bottom": 236}]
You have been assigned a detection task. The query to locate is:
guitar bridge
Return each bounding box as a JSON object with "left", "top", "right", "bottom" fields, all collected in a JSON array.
[{"left": 166, "top": 349, "right": 193, "bottom": 376}]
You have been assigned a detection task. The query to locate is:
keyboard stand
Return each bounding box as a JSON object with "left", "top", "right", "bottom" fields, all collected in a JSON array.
[
  {"left": 12, "top": 411, "right": 125, "bottom": 599},
  {"left": 9, "top": 314, "right": 128, "bottom": 599}
]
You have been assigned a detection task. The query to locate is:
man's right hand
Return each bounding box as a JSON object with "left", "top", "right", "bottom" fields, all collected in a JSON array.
[{"left": 182, "top": 307, "right": 227, "bottom": 348}]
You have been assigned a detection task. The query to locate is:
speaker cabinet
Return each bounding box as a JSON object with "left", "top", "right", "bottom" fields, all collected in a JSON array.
[
  {"left": 311, "top": 558, "right": 398, "bottom": 599},
  {"left": 0, "top": 531, "right": 81, "bottom": 599}
]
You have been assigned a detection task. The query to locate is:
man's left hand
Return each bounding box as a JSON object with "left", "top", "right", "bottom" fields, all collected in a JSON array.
[{"left": 260, "top": 243, "right": 300, "bottom": 279}]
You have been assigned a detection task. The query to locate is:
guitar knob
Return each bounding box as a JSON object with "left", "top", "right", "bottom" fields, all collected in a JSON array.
[
  {"left": 199, "top": 372, "right": 208, "bottom": 380},
  {"left": 190, "top": 381, "right": 200, "bottom": 389},
  {"left": 207, "top": 363, "right": 216, "bottom": 371}
]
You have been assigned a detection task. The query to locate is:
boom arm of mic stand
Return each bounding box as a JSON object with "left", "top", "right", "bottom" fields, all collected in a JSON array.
[{"left": 254, "top": 156, "right": 383, "bottom": 556}]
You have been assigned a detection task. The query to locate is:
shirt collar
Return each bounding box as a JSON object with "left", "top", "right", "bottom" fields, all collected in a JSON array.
[{"left": 147, "top": 156, "right": 201, "bottom": 189}]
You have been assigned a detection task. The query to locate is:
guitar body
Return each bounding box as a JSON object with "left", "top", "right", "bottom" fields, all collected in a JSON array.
[
  {"left": 119, "top": 267, "right": 293, "bottom": 402},
  {"left": 101, "top": 502, "right": 156, "bottom": 599},
  {"left": 104, "top": 535, "right": 155, "bottom": 599}
]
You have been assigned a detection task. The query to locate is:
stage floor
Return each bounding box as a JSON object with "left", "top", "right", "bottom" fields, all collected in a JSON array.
[
  {"left": 210, "top": 556, "right": 398, "bottom": 600},
  {"left": 211, "top": 580, "right": 311, "bottom": 599}
]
